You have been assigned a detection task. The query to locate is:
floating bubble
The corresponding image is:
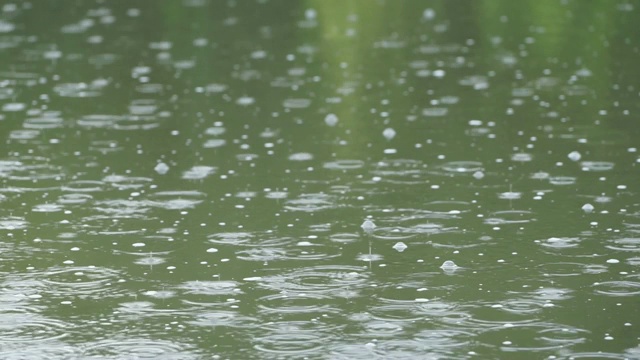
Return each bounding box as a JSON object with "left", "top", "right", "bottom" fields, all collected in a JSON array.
[
  {"left": 361, "top": 219, "right": 376, "bottom": 231},
  {"left": 440, "top": 260, "right": 459, "bottom": 270},
  {"left": 383, "top": 128, "right": 396, "bottom": 140},
  {"left": 582, "top": 203, "right": 594, "bottom": 213},
  {"left": 154, "top": 162, "right": 169, "bottom": 175},
  {"left": 324, "top": 113, "right": 338, "bottom": 127},
  {"left": 392, "top": 242, "right": 407, "bottom": 252},
  {"left": 568, "top": 151, "right": 581, "bottom": 161}
]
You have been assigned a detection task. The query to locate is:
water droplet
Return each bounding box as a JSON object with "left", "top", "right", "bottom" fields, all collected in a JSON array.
[
  {"left": 582, "top": 203, "right": 594, "bottom": 213},
  {"left": 324, "top": 113, "right": 338, "bottom": 126},
  {"left": 383, "top": 128, "right": 396, "bottom": 140},
  {"left": 154, "top": 162, "right": 169, "bottom": 174},
  {"left": 473, "top": 171, "right": 484, "bottom": 179},
  {"left": 392, "top": 242, "right": 407, "bottom": 252},
  {"left": 568, "top": 151, "right": 581, "bottom": 161},
  {"left": 440, "top": 260, "right": 459, "bottom": 270},
  {"left": 361, "top": 219, "right": 376, "bottom": 231}
]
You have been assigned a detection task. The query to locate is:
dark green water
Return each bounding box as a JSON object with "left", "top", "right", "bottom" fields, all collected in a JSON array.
[{"left": 1, "top": 0, "right": 639, "bottom": 358}]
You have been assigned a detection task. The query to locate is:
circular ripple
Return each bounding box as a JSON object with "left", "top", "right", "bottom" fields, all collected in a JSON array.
[
  {"left": 323, "top": 160, "right": 365, "bottom": 170},
  {"left": 207, "top": 232, "right": 254, "bottom": 245},
  {"left": 61, "top": 180, "right": 105, "bottom": 192},
  {"left": 580, "top": 161, "right": 614, "bottom": 171},
  {"left": 259, "top": 265, "right": 368, "bottom": 295},
  {"left": 42, "top": 266, "right": 124, "bottom": 299},
  {"left": 540, "top": 237, "right": 580, "bottom": 249},
  {"left": 484, "top": 210, "right": 536, "bottom": 225},
  {"left": 0, "top": 310, "right": 70, "bottom": 342},
  {"left": 254, "top": 321, "right": 333, "bottom": 356},
  {"left": 594, "top": 281, "right": 640, "bottom": 296},
  {"left": 285, "top": 193, "right": 336, "bottom": 212},
  {"left": 440, "top": 161, "right": 483, "bottom": 173},
  {"left": 147, "top": 191, "right": 206, "bottom": 210},
  {"left": 606, "top": 238, "right": 640, "bottom": 252},
  {"left": 81, "top": 338, "right": 194, "bottom": 359},
  {"left": 257, "top": 292, "right": 336, "bottom": 314}
]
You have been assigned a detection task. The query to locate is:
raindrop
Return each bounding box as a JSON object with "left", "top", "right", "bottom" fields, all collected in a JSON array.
[
  {"left": 324, "top": 113, "right": 338, "bottom": 127},
  {"left": 568, "top": 151, "right": 581, "bottom": 161},
  {"left": 392, "top": 242, "right": 407, "bottom": 252},
  {"left": 361, "top": 219, "right": 376, "bottom": 231},
  {"left": 473, "top": 171, "right": 484, "bottom": 179},
  {"left": 582, "top": 203, "right": 594, "bottom": 213},
  {"left": 440, "top": 260, "right": 459, "bottom": 270},
  {"left": 383, "top": 128, "right": 396, "bottom": 140},
  {"left": 154, "top": 162, "right": 169, "bottom": 174}
]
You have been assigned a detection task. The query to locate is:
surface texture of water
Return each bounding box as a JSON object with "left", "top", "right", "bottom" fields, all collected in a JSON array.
[{"left": 1, "top": 0, "right": 639, "bottom": 358}]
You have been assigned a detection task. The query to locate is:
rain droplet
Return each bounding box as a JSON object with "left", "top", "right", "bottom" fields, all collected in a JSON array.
[
  {"left": 383, "top": 128, "right": 396, "bottom": 140},
  {"left": 324, "top": 113, "right": 338, "bottom": 127},
  {"left": 473, "top": 171, "right": 485, "bottom": 179},
  {"left": 154, "top": 162, "right": 169, "bottom": 175},
  {"left": 440, "top": 260, "right": 459, "bottom": 270},
  {"left": 361, "top": 219, "right": 376, "bottom": 231},
  {"left": 568, "top": 151, "right": 581, "bottom": 161},
  {"left": 392, "top": 242, "right": 407, "bottom": 252},
  {"left": 581, "top": 203, "right": 594, "bottom": 213}
]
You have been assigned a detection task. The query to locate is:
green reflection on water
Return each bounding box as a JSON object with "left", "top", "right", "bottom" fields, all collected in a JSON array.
[{"left": 1, "top": 0, "right": 639, "bottom": 358}]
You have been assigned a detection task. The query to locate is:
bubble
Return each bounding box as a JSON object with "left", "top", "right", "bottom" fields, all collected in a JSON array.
[
  {"left": 324, "top": 113, "right": 338, "bottom": 126},
  {"left": 392, "top": 242, "right": 407, "bottom": 252},
  {"left": 440, "top": 260, "right": 459, "bottom": 270},
  {"left": 361, "top": 219, "right": 376, "bottom": 231},
  {"left": 154, "top": 162, "right": 169, "bottom": 175},
  {"left": 383, "top": 128, "right": 396, "bottom": 140},
  {"left": 581, "top": 203, "right": 594, "bottom": 213},
  {"left": 568, "top": 151, "right": 581, "bottom": 161}
]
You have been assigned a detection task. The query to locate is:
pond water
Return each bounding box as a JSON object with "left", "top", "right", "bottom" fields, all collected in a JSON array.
[{"left": 1, "top": 0, "right": 639, "bottom": 359}]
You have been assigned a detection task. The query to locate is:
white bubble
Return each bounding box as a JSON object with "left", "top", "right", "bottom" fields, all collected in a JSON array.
[
  {"left": 568, "top": 151, "right": 581, "bottom": 161},
  {"left": 154, "top": 162, "right": 169, "bottom": 174},
  {"left": 361, "top": 219, "right": 376, "bottom": 231},
  {"left": 440, "top": 260, "right": 459, "bottom": 270},
  {"left": 392, "top": 242, "right": 407, "bottom": 252},
  {"left": 383, "top": 127, "right": 396, "bottom": 140},
  {"left": 581, "top": 203, "right": 594, "bottom": 213},
  {"left": 324, "top": 113, "right": 338, "bottom": 126}
]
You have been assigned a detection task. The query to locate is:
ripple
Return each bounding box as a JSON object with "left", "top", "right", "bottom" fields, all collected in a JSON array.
[
  {"left": 288, "top": 152, "right": 314, "bottom": 161},
  {"left": 147, "top": 190, "right": 206, "bottom": 210},
  {"left": 257, "top": 292, "right": 336, "bottom": 314},
  {"left": 594, "top": 281, "right": 640, "bottom": 296},
  {"left": 605, "top": 237, "right": 640, "bottom": 252},
  {"left": 440, "top": 161, "right": 483, "bottom": 174},
  {"left": 484, "top": 210, "right": 536, "bottom": 225},
  {"left": 81, "top": 338, "right": 195, "bottom": 359},
  {"left": 477, "top": 322, "right": 589, "bottom": 352},
  {"left": 540, "top": 237, "right": 580, "bottom": 249},
  {"left": 0, "top": 310, "right": 70, "bottom": 342},
  {"left": 23, "top": 115, "right": 64, "bottom": 129},
  {"left": 77, "top": 114, "right": 122, "bottom": 128},
  {"left": 285, "top": 193, "right": 336, "bottom": 212},
  {"left": 42, "top": 265, "right": 124, "bottom": 299},
  {"left": 254, "top": 321, "right": 333, "bottom": 356},
  {"left": 580, "top": 161, "right": 614, "bottom": 171},
  {"left": 0, "top": 217, "right": 28, "bottom": 230},
  {"left": 179, "top": 280, "right": 241, "bottom": 296},
  {"left": 61, "top": 180, "right": 105, "bottom": 192},
  {"left": 323, "top": 159, "right": 365, "bottom": 170},
  {"left": 282, "top": 98, "right": 311, "bottom": 109},
  {"left": 258, "top": 265, "right": 368, "bottom": 296},
  {"left": 103, "top": 174, "right": 152, "bottom": 190},
  {"left": 181, "top": 166, "right": 216, "bottom": 180},
  {"left": 548, "top": 176, "right": 576, "bottom": 185},
  {"left": 207, "top": 232, "right": 254, "bottom": 245}
]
